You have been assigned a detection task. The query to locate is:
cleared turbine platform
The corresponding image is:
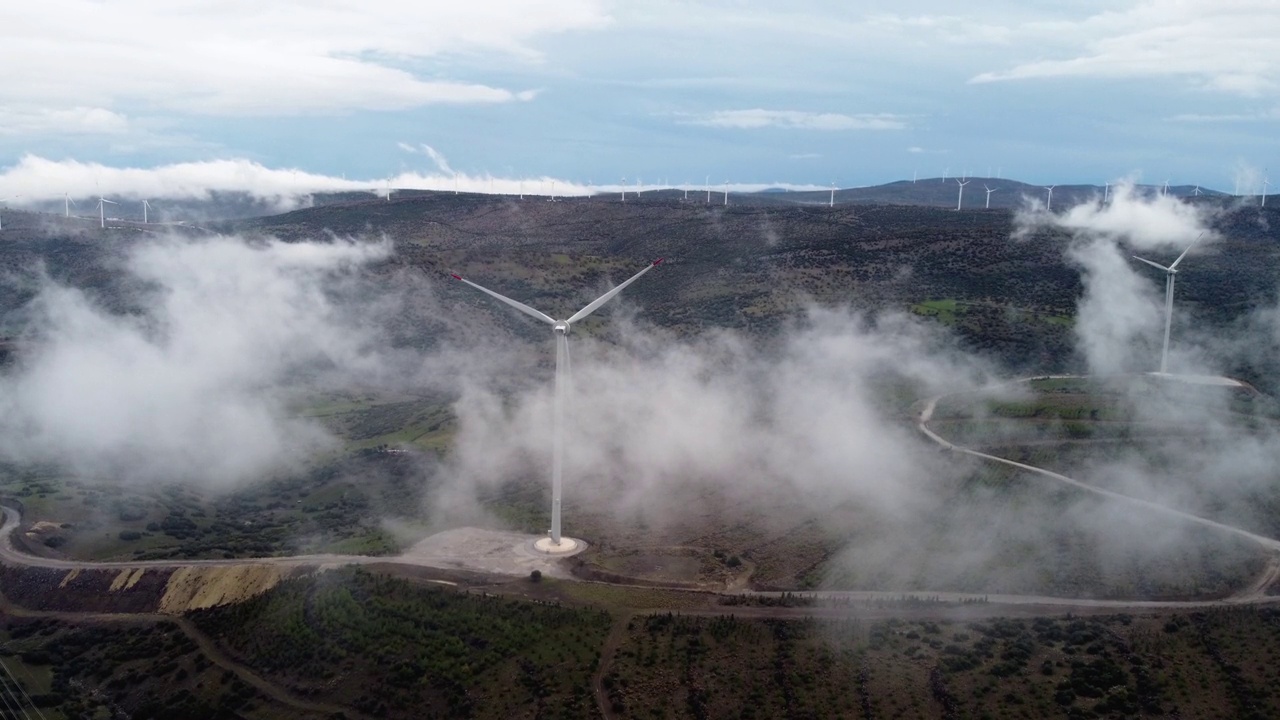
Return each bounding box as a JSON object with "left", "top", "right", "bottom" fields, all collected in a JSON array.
[
  {"left": 397, "top": 527, "right": 587, "bottom": 578},
  {"left": 533, "top": 536, "right": 585, "bottom": 555}
]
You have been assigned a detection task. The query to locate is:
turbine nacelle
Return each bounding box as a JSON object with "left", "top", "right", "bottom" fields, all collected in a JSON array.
[{"left": 554, "top": 321, "right": 570, "bottom": 334}]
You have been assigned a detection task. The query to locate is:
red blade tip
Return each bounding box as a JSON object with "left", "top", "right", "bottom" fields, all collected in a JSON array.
[
  {"left": 450, "top": 273, "right": 463, "bottom": 280},
  {"left": 652, "top": 257, "right": 664, "bottom": 266}
]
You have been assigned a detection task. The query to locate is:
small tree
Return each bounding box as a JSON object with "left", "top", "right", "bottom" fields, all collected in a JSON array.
[{"left": 530, "top": 570, "right": 542, "bottom": 583}]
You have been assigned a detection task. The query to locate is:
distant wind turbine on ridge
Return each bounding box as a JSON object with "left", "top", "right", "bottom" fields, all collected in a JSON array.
[
  {"left": 451, "top": 259, "right": 664, "bottom": 551},
  {"left": 1263, "top": 175, "right": 1271, "bottom": 207},
  {"left": 65, "top": 193, "right": 76, "bottom": 217},
  {"left": 983, "top": 184, "right": 998, "bottom": 209},
  {"left": 1132, "top": 234, "right": 1202, "bottom": 374},
  {"left": 96, "top": 196, "right": 116, "bottom": 229},
  {"left": 954, "top": 178, "right": 969, "bottom": 210},
  {"left": 1043, "top": 185, "right": 1056, "bottom": 211},
  {"left": 141, "top": 199, "right": 151, "bottom": 224}
]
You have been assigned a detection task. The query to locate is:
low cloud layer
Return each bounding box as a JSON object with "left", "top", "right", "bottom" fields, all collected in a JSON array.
[
  {"left": 0, "top": 155, "right": 830, "bottom": 210},
  {"left": 0, "top": 236, "right": 395, "bottom": 486}
]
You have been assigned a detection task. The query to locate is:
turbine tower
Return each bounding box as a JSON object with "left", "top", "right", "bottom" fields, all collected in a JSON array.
[
  {"left": 1043, "top": 185, "right": 1056, "bottom": 211},
  {"left": 829, "top": 182, "right": 835, "bottom": 208},
  {"left": 65, "top": 193, "right": 76, "bottom": 217},
  {"left": 1263, "top": 176, "right": 1271, "bottom": 207},
  {"left": 96, "top": 196, "right": 116, "bottom": 229},
  {"left": 1103, "top": 182, "right": 1111, "bottom": 204},
  {"left": 954, "top": 178, "right": 969, "bottom": 210},
  {"left": 1161, "top": 179, "right": 1170, "bottom": 197},
  {"left": 723, "top": 181, "right": 728, "bottom": 206},
  {"left": 451, "top": 259, "right": 664, "bottom": 551},
  {"left": 1132, "top": 234, "right": 1201, "bottom": 374},
  {"left": 141, "top": 199, "right": 151, "bottom": 224},
  {"left": 621, "top": 177, "right": 626, "bottom": 203},
  {"left": 983, "top": 184, "right": 998, "bottom": 209}
]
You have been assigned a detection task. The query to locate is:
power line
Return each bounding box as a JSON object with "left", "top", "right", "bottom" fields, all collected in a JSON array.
[{"left": 0, "top": 657, "right": 43, "bottom": 720}]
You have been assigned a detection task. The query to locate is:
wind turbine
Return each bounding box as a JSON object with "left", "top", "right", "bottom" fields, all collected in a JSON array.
[
  {"left": 621, "top": 177, "right": 626, "bottom": 203},
  {"left": 942, "top": 167, "right": 949, "bottom": 183},
  {"left": 65, "top": 193, "right": 76, "bottom": 217},
  {"left": 1104, "top": 182, "right": 1111, "bottom": 204},
  {"left": 141, "top": 199, "right": 151, "bottom": 224},
  {"left": 1132, "top": 234, "right": 1201, "bottom": 375},
  {"left": 96, "top": 196, "right": 116, "bottom": 228},
  {"left": 1192, "top": 185, "right": 1202, "bottom": 196},
  {"left": 829, "top": 182, "right": 835, "bottom": 208},
  {"left": 723, "top": 181, "right": 729, "bottom": 206},
  {"left": 1161, "top": 179, "right": 1170, "bottom": 197},
  {"left": 1043, "top": 185, "right": 1056, "bottom": 211},
  {"left": 1263, "top": 176, "right": 1271, "bottom": 207},
  {"left": 705, "top": 175, "right": 711, "bottom": 204},
  {"left": 954, "top": 178, "right": 969, "bottom": 210},
  {"left": 983, "top": 184, "right": 998, "bottom": 209},
  {"left": 451, "top": 259, "right": 664, "bottom": 550}
]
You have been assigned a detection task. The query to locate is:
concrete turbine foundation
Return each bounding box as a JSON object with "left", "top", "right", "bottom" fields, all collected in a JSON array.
[{"left": 533, "top": 536, "right": 585, "bottom": 556}]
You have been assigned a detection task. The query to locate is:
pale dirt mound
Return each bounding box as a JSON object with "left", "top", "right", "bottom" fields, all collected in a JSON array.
[
  {"left": 159, "top": 565, "right": 293, "bottom": 614},
  {"left": 29, "top": 521, "right": 61, "bottom": 533},
  {"left": 108, "top": 568, "right": 147, "bottom": 592}
]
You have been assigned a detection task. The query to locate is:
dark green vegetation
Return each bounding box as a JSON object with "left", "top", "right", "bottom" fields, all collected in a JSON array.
[
  {"left": 604, "top": 607, "right": 1280, "bottom": 720},
  {"left": 9, "top": 569, "right": 1280, "bottom": 719},
  {"left": 0, "top": 616, "right": 331, "bottom": 719},
  {"left": 0, "top": 445, "right": 432, "bottom": 561},
  {"left": 190, "top": 568, "right": 611, "bottom": 719}
]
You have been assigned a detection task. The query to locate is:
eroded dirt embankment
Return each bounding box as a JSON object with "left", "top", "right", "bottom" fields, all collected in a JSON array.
[{"left": 0, "top": 564, "right": 309, "bottom": 614}]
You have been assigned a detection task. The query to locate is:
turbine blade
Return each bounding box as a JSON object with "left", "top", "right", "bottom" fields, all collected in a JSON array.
[
  {"left": 566, "top": 258, "right": 663, "bottom": 325},
  {"left": 451, "top": 274, "right": 556, "bottom": 325},
  {"left": 1169, "top": 232, "right": 1203, "bottom": 271},
  {"left": 1132, "top": 256, "right": 1171, "bottom": 273}
]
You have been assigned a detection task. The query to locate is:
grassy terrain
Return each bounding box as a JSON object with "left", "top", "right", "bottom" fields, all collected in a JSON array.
[
  {"left": 605, "top": 608, "right": 1280, "bottom": 719},
  {"left": 0, "top": 617, "right": 321, "bottom": 719},
  {"left": 10, "top": 565, "right": 1280, "bottom": 720},
  {"left": 190, "top": 568, "right": 611, "bottom": 719}
]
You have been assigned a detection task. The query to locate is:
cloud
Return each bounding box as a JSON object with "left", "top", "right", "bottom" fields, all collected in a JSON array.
[
  {"left": 0, "top": 155, "right": 378, "bottom": 209},
  {"left": 1170, "top": 108, "right": 1280, "bottom": 122},
  {"left": 1020, "top": 180, "right": 1214, "bottom": 250},
  {"left": 443, "top": 306, "right": 992, "bottom": 531},
  {"left": 906, "top": 146, "right": 925, "bottom": 154},
  {"left": 1, "top": 1, "right": 608, "bottom": 116},
  {"left": 0, "top": 235, "right": 395, "bottom": 487},
  {"left": 970, "top": 1, "right": 1280, "bottom": 96},
  {"left": 685, "top": 109, "right": 907, "bottom": 131},
  {"left": 1015, "top": 180, "right": 1217, "bottom": 374},
  {"left": 0, "top": 155, "right": 834, "bottom": 208},
  {"left": 0, "top": 107, "right": 130, "bottom": 136}
]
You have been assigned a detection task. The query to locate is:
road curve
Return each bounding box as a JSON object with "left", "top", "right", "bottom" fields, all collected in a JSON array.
[{"left": 914, "top": 376, "right": 1280, "bottom": 606}]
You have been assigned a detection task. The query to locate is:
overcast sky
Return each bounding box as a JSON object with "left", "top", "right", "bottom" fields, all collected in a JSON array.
[{"left": 2, "top": 0, "right": 1278, "bottom": 199}]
